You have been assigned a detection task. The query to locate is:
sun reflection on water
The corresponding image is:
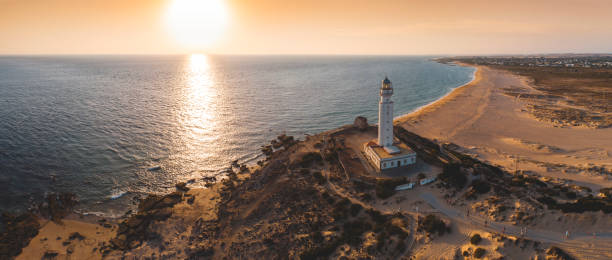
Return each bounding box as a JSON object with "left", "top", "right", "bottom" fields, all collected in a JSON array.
[{"left": 183, "top": 54, "right": 218, "bottom": 143}]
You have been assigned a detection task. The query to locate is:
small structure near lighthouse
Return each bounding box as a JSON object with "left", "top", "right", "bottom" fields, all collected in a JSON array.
[{"left": 363, "top": 77, "right": 416, "bottom": 172}]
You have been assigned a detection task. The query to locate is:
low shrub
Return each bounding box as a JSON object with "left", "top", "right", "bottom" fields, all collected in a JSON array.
[
  {"left": 546, "top": 246, "right": 575, "bottom": 260},
  {"left": 558, "top": 197, "right": 612, "bottom": 213},
  {"left": 470, "top": 233, "right": 482, "bottom": 245},
  {"left": 313, "top": 171, "right": 326, "bottom": 185},
  {"left": 438, "top": 163, "right": 467, "bottom": 189},
  {"left": 418, "top": 214, "right": 448, "bottom": 236},
  {"left": 474, "top": 247, "right": 486, "bottom": 258},
  {"left": 342, "top": 220, "right": 372, "bottom": 246},
  {"left": 538, "top": 196, "right": 612, "bottom": 213},
  {"left": 470, "top": 180, "right": 491, "bottom": 194},
  {"left": 599, "top": 187, "right": 612, "bottom": 197},
  {"left": 295, "top": 152, "right": 323, "bottom": 168},
  {"left": 367, "top": 209, "right": 388, "bottom": 226},
  {"left": 349, "top": 203, "right": 363, "bottom": 217},
  {"left": 375, "top": 178, "right": 408, "bottom": 199},
  {"left": 352, "top": 180, "right": 374, "bottom": 190}
]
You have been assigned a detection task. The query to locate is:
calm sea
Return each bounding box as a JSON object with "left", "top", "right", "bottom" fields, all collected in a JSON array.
[{"left": 0, "top": 55, "right": 474, "bottom": 216}]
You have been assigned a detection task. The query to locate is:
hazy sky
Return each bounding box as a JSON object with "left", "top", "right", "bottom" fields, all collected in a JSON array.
[{"left": 1, "top": 0, "right": 612, "bottom": 55}]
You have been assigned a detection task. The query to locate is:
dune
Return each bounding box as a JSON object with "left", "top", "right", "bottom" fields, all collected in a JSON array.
[{"left": 398, "top": 64, "right": 612, "bottom": 191}]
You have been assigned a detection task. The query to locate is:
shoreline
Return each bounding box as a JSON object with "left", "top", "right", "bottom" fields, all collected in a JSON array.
[
  {"left": 396, "top": 62, "right": 480, "bottom": 123},
  {"left": 399, "top": 63, "right": 612, "bottom": 189}
]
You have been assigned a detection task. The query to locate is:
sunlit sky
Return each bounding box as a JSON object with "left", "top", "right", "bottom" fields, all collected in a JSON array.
[{"left": 2, "top": 0, "right": 612, "bottom": 55}]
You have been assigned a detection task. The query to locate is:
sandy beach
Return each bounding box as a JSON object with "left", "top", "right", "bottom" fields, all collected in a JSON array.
[{"left": 398, "top": 64, "right": 612, "bottom": 191}]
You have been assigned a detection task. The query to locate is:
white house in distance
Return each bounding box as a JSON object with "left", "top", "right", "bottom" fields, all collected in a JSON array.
[{"left": 363, "top": 77, "right": 416, "bottom": 171}]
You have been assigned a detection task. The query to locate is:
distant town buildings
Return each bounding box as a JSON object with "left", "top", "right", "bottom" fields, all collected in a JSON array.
[{"left": 453, "top": 55, "right": 612, "bottom": 68}]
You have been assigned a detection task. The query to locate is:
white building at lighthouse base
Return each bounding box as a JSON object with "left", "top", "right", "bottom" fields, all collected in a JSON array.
[{"left": 363, "top": 140, "right": 416, "bottom": 171}]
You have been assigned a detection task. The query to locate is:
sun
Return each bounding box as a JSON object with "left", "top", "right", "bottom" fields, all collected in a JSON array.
[{"left": 166, "top": 0, "right": 229, "bottom": 49}]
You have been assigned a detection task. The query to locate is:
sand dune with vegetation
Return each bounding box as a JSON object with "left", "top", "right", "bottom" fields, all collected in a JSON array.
[{"left": 398, "top": 64, "right": 612, "bottom": 191}]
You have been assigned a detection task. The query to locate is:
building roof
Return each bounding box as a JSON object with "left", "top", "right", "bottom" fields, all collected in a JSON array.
[
  {"left": 383, "top": 77, "right": 391, "bottom": 84},
  {"left": 382, "top": 76, "right": 392, "bottom": 89},
  {"left": 366, "top": 140, "right": 415, "bottom": 160}
]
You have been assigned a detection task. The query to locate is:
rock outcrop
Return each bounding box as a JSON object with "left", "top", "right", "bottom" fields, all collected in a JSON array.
[
  {"left": 353, "top": 116, "right": 369, "bottom": 131},
  {"left": 0, "top": 212, "right": 40, "bottom": 259},
  {"left": 109, "top": 191, "right": 184, "bottom": 251}
]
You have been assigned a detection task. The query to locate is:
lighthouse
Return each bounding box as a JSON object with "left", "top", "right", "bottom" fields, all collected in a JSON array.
[
  {"left": 378, "top": 77, "right": 396, "bottom": 152},
  {"left": 363, "top": 76, "right": 416, "bottom": 172}
]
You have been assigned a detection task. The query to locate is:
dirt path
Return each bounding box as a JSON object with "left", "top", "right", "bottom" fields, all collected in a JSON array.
[{"left": 418, "top": 191, "right": 612, "bottom": 259}]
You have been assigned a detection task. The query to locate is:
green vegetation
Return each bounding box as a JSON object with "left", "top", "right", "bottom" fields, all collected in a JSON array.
[
  {"left": 375, "top": 177, "right": 408, "bottom": 199},
  {"left": 474, "top": 247, "right": 486, "bottom": 258},
  {"left": 343, "top": 220, "right": 372, "bottom": 246},
  {"left": 546, "top": 246, "right": 575, "bottom": 260},
  {"left": 312, "top": 171, "right": 326, "bottom": 185},
  {"left": 438, "top": 163, "right": 467, "bottom": 189},
  {"left": 510, "top": 174, "right": 547, "bottom": 188},
  {"left": 537, "top": 196, "right": 612, "bottom": 213},
  {"left": 349, "top": 203, "right": 363, "bottom": 217},
  {"left": 292, "top": 152, "right": 323, "bottom": 168},
  {"left": 471, "top": 180, "right": 490, "bottom": 194},
  {"left": 470, "top": 234, "right": 482, "bottom": 245},
  {"left": 331, "top": 198, "right": 352, "bottom": 220},
  {"left": 418, "top": 214, "right": 448, "bottom": 236},
  {"left": 600, "top": 187, "right": 612, "bottom": 197}
]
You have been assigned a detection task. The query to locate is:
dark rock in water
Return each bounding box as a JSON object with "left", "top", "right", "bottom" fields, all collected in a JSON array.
[
  {"left": 137, "top": 195, "right": 165, "bottom": 212},
  {"left": 38, "top": 192, "right": 78, "bottom": 223},
  {"left": 175, "top": 182, "right": 189, "bottom": 192},
  {"left": 0, "top": 212, "right": 40, "bottom": 259},
  {"left": 354, "top": 116, "right": 369, "bottom": 131}
]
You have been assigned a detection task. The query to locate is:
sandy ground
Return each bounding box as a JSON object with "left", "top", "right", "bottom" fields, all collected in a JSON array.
[
  {"left": 17, "top": 217, "right": 116, "bottom": 260},
  {"left": 390, "top": 64, "right": 612, "bottom": 259},
  {"left": 17, "top": 186, "right": 219, "bottom": 259},
  {"left": 398, "top": 64, "right": 612, "bottom": 191}
]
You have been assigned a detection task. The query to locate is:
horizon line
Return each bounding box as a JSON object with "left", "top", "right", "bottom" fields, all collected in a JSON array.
[{"left": 1, "top": 52, "right": 612, "bottom": 57}]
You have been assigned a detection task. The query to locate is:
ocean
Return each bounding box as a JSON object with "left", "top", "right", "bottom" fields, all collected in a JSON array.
[{"left": 0, "top": 55, "right": 474, "bottom": 216}]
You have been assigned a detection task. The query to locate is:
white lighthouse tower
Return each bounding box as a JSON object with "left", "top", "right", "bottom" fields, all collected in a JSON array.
[
  {"left": 378, "top": 77, "right": 399, "bottom": 153},
  {"left": 363, "top": 76, "right": 416, "bottom": 172}
]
